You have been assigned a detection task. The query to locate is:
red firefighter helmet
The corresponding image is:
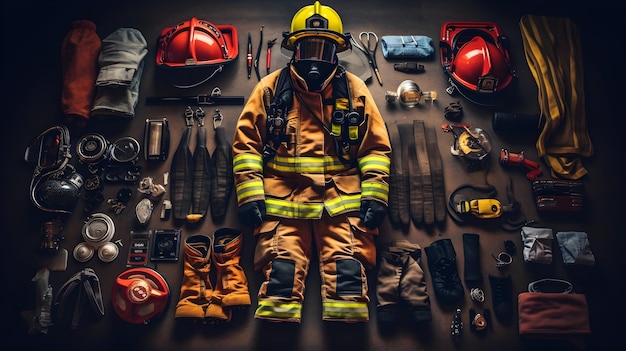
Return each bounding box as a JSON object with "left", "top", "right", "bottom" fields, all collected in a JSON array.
[
  {"left": 156, "top": 17, "right": 238, "bottom": 68},
  {"left": 111, "top": 267, "right": 170, "bottom": 324},
  {"left": 440, "top": 22, "right": 515, "bottom": 106}
]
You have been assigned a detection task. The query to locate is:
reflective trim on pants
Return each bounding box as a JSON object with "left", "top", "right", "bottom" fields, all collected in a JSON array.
[
  {"left": 254, "top": 300, "right": 302, "bottom": 322},
  {"left": 322, "top": 300, "right": 369, "bottom": 321}
]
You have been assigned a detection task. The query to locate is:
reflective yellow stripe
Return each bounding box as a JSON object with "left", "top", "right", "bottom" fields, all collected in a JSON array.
[
  {"left": 325, "top": 194, "right": 361, "bottom": 215},
  {"left": 268, "top": 155, "right": 348, "bottom": 173},
  {"left": 361, "top": 181, "right": 389, "bottom": 202},
  {"left": 358, "top": 154, "right": 391, "bottom": 174},
  {"left": 255, "top": 301, "right": 302, "bottom": 320},
  {"left": 233, "top": 153, "right": 263, "bottom": 172},
  {"left": 322, "top": 300, "right": 369, "bottom": 320},
  {"left": 266, "top": 198, "right": 324, "bottom": 218},
  {"left": 236, "top": 180, "right": 265, "bottom": 202}
]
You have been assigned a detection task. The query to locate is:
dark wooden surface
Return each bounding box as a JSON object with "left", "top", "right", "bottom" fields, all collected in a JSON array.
[{"left": 2, "top": 1, "right": 623, "bottom": 350}]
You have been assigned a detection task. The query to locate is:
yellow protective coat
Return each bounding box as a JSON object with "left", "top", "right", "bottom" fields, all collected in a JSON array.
[{"left": 232, "top": 65, "right": 391, "bottom": 322}]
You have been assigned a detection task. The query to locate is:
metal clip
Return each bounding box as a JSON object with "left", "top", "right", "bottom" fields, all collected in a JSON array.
[
  {"left": 195, "top": 107, "right": 206, "bottom": 127},
  {"left": 213, "top": 108, "right": 223, "bottom": 129},
  {"left": 184, "top": 106, "right": 194, "bottom": 127}
]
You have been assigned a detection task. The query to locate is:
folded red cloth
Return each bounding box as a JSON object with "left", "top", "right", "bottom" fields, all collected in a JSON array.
[
  {"left": 518, "top": 292, "right": 591, "bottom": 336},
  {"left": 61, "top": 20, "right": 101, "bottom": 128}
]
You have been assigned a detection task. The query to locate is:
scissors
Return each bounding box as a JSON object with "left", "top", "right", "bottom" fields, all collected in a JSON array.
[{"left": 351, "top": 31, "right": 383, "bottom": 85}]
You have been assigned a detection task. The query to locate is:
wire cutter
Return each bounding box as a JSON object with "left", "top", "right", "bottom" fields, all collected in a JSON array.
[{"left": 351, "top": 31, "right": 383, "bottom": 85}]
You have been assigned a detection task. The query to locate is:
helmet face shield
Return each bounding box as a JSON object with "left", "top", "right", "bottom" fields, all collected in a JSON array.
[{"left": 294, "top": 38, "right": 337, "bottom": 64}]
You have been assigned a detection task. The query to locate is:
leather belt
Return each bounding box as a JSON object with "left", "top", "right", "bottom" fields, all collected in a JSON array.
[
  {"left": 398, "top": 123, "right": 423, "bottom": 225},
  {"left": 425, "top": 125, "right": 446, "bottom": 223},
  {"left": 386, "top": 121, "right": 410, "bottom": 226},
  {"left": 54, "top": 268, "right": 105, "bottom": 330},
  {"left": 414, "top": 120, "right": 434, "bottom": 225}
]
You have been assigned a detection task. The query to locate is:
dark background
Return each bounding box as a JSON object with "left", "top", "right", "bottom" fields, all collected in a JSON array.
[{"left": 2, "top": 1, "right": 623, "bottom": 350}]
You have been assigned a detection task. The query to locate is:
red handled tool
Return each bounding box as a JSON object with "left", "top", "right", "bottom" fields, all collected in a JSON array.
[
  {"left": 266, "top": 38, "right": 276, "bottom": 74},
  {"left": 499, "top": 149, "right": 542, "bottom": 181}
]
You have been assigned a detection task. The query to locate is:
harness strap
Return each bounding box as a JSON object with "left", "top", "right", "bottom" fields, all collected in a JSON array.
[
  {"left": 54, "top": 268, "right": 105, "bottom": 330},
  {"left": 386, "top": 121, "right": 410, "bottom": 226},
  {"left": 171, "top": 109, "right": 194, "bottom": 220},
  {"left": 414, "top": 120, "right": 434, "bottom": 225},
  {"left": 425, "top": 125, "right": 447, "bottom": 223},
  {"left": 210, "top": 109, "right": 234, "bottom": 220},
  {"left": 191, "top": 107, "right": 211, "bottom": 220},
  {"left": 398, "top": 123, "right": 423, "bottom": 225}
]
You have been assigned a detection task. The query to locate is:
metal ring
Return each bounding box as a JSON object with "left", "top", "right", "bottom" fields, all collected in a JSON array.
[{"left": 470, "top": 287, "right": 485, "bottom": 302}]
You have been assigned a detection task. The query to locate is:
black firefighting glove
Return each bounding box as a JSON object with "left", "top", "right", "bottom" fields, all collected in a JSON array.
[
  {"left": 238, "top": 200, "right": 266, "bottom": 228},
  {"left": 359, "top": 200, "right": 387, "bottom": 229}
]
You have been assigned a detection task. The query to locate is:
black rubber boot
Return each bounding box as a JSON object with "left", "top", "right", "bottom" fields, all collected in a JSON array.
[
  {"left": 424, "top": 238, "right": 464, "bottom": 306},
  {"left": 489, "top": 274, "right": 513, "bottom": 322}
]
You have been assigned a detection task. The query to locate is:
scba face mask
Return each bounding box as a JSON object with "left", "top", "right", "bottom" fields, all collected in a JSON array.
[{"left": 293, "top": 38, "right": 338, "bottom": 89}]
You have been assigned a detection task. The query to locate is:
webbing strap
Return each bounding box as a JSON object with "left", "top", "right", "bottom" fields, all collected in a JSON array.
[
  {"left": 210, "top": 124, "right": 233, "bottom": 219},
  {"left": 425, "top": 125, "right": 446, "bottom": 223},
  {"left": 192, "top": 123, "right": 211, "bottom": 218},
  {"left": 398, "top": 123, "right": 423, "bottom": 225},
  {"left": 519, "top": 15, "right": 593, "bottom": 180},
  {"left": 414, "top": 120, "right": 434, "bottom": 225},
  {"left": 386, "top": 121, "right": 410, "bottom": 226},
  {"left": 171, "top": 125, "right": 193, "bottom": 220},
  {"left": 54, "top": 268, "right": 105, "bottom": 330}
]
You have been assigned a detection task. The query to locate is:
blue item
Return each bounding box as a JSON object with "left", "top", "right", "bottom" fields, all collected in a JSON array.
[{"left": 381, "top": 35, "right": 434, "bottom": 59}]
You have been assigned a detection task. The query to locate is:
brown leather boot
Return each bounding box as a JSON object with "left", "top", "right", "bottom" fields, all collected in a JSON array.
[
  {"left": 212, "top": 228, "right": 251, "bottom": 309},
  {"left": 175, "top": 234, "right": 231, "bottom": 323}
]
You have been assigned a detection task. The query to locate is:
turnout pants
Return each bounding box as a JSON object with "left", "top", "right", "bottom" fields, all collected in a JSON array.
[{"left": 254, "top": 212, "right": 377, "bottom": 323}]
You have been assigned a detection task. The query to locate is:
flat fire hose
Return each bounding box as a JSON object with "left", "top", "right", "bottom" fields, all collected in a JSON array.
[
  {"left": 190, "top": 108, "right": 211, "bottom": 222},
  {"left": 425, "top": 125, "right": 446, "bottom": 223},
  {"left": 414, "top": 120, "right": 434, "bottom": 225},
  {"left": 386, "top": 121, "right": 410, "bottom": 227},
  {"left": 398, "top": 123, "right": 423, "bottom": 225},
  {"left": 170, "top": 109, "right": 194, "bottom": 220},
  {"left": 519, "top": 15, "right": 593, "bottom": 179},
  {"left": 209, "top": 109, "right": 233, "bottom": 220}
]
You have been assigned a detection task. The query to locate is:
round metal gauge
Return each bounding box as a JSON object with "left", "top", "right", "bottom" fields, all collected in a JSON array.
[
  {"left": 111, "top": 136, "right": 141, "bottom": 163},
  {"left": 76, "top": 133, "right": 110, "bottom": 164}
]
